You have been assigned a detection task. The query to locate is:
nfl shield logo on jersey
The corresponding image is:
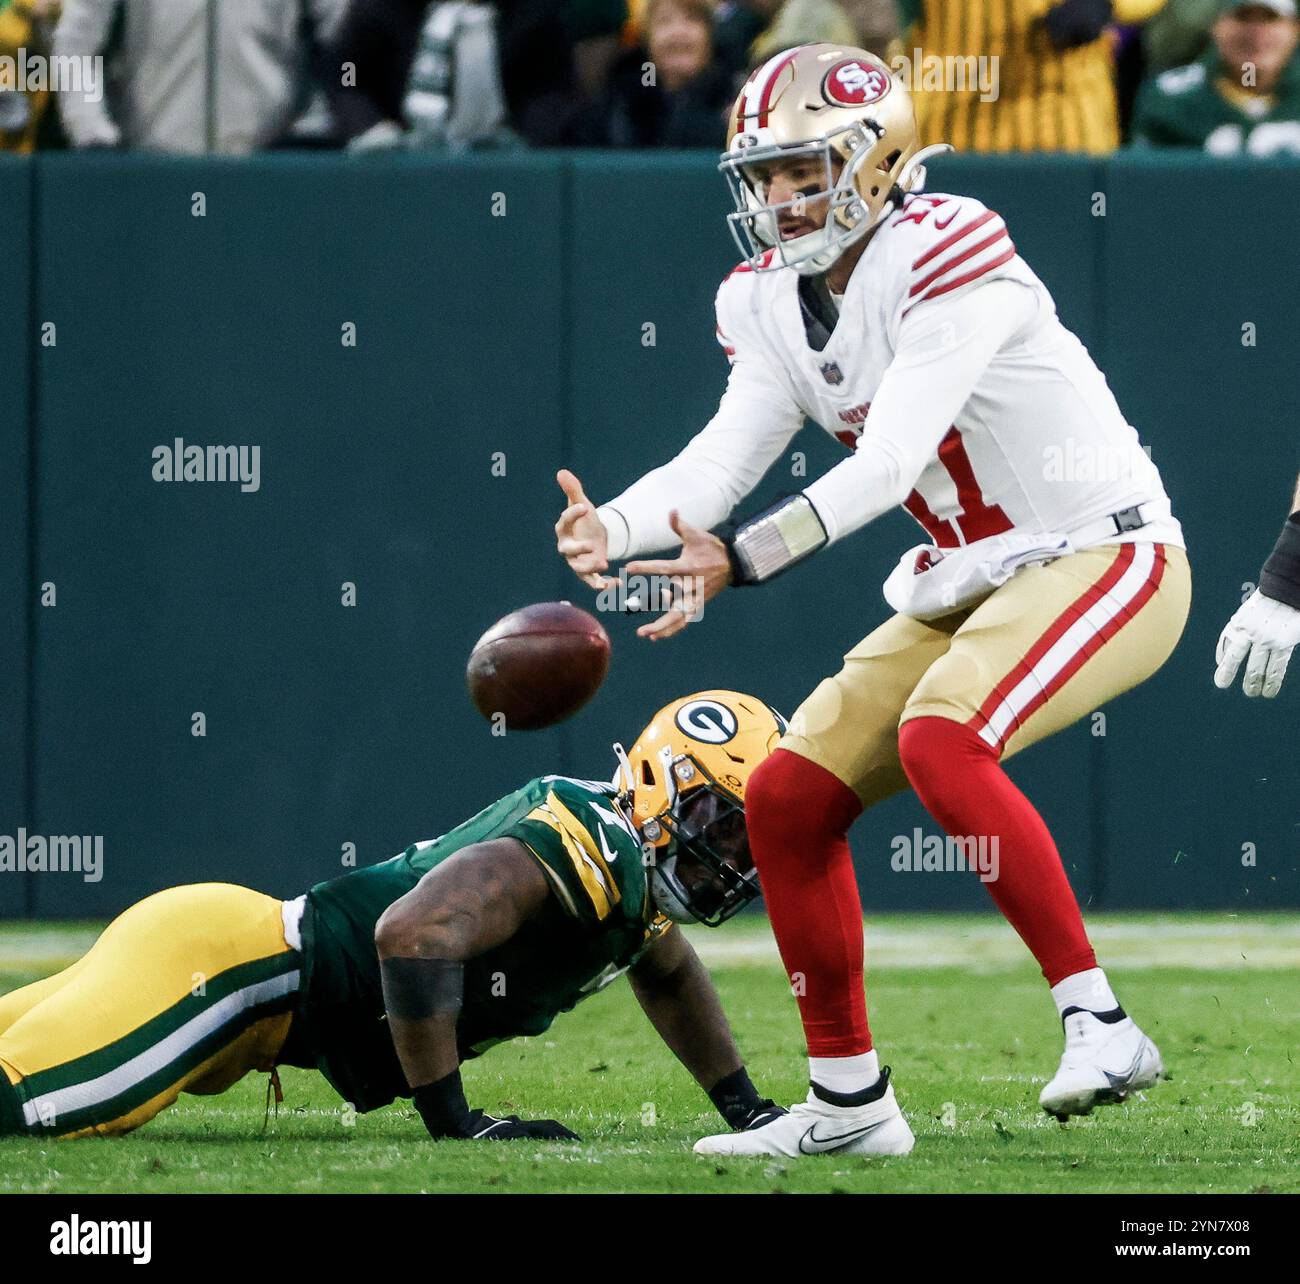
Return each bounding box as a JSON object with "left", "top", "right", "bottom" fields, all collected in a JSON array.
[{"left": 820, "top": 361, "right": 844, "bottom": 386}]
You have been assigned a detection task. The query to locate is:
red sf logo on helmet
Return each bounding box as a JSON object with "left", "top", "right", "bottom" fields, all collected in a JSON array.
[{"left": 822, "top": 58, "right": 889, "bottom": 107}]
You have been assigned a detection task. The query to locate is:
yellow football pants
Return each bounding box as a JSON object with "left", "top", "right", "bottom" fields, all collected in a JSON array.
[
  {"left": 782, "top": 543, "right": 1191, "bottom": 805},
  {"left": 0, "top": 883, "right": 298, "bottom": 1138}
]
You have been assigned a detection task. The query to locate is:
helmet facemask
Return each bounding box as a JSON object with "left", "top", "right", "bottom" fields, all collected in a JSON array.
[
  {"left": 614, "top": 689, "right": 786, "bottom": 924},
  {"left": 640, "top": 754, "right": 760, "bottom": 927},
  {"left": 721, "top": 121, "right": 897, "bottom": 276}
]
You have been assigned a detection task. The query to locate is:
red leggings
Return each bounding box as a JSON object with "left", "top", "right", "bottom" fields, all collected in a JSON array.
[{"left": 746, "top": 723, "right": 1096, "bottom": 1057}]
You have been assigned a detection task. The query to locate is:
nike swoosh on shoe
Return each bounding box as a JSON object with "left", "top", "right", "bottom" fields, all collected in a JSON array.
[
  {"left": 798, "top": 1118, "right": 888, "bottom": 1155},
  {"left": 1100, "top": 1043, "right": 1149, "bottom": 1089}
]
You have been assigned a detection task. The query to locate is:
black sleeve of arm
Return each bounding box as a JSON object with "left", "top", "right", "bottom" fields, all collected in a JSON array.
[{"left": 1259, "top": 514, "right": 1300, "bottom": 609}]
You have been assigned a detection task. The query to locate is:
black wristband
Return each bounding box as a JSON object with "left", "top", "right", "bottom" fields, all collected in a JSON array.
[
  {"left": 379, "top": 955, "right": 464, "bottom": 1020},
  {"left": 412, "top": 1068, "right": 474, "bottom": 1139},
  {"left": 707, "top": 1067, "right": 763, "bottom": 1128},
  {"left": 1259, "top": 512, "right": 1300, "bottom": 610},
  {"left": 720, "top": 493, "right": 828, "bottom": 586}
]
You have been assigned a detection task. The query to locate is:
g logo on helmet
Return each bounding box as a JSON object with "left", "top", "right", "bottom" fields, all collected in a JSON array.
[
  {"left": 674, "top": 699, "right": 739, "bottom": 744},
  {"left": 822, "top": 58, "right": 889, "bottom": 108}
]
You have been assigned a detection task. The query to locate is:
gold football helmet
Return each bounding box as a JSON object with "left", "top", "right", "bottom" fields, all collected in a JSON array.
[
  {"left": 614, "top": 691, "right": 786, "bottom": 926},
  {"left": 720, "top": 43, "right": 946, "bottom": 275}
]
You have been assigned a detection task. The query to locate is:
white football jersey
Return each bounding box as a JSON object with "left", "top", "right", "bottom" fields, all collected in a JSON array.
[{"left": 714, "top": 191, "right": 1182, "bottom": 553}]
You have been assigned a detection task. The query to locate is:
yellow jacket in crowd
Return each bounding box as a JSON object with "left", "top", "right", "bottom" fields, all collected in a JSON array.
[
  {"left": 0, "top": 0, "right": 60, "bottom": 153},
  {"left": 901, "top": 0, "right": 1166, "bottom": 153}
]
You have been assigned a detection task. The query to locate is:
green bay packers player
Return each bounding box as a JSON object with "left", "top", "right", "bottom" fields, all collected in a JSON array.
[
  {"left": 0, "top": 693, "right": 787, "bottom": 1143},
  {"left": 556, "top": 45, "right": 1191, "bottom": 1157}
]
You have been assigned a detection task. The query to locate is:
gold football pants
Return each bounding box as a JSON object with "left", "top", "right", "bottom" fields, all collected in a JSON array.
[
  {"left": 0, "top": 883, "right": 298, "bottom": 1138},
  {"left": 781, "top": 543, "right": 1191, "bottom": 805}
]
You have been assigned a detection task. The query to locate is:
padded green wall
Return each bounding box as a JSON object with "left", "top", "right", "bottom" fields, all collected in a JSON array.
[
  {"left": 0, "top": 157, "right": 31, "bottom": 916},
  {"left": 2, "top": 150, "right": 1296, "bottom": 916}
]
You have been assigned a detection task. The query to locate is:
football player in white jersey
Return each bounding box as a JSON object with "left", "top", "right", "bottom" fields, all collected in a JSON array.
[
  {"left": 1214, "top": 472, "right": 1300, "bottom": 698},
  {"left": 555, "top": 44, "right": 1192, "bottom": 1158}
]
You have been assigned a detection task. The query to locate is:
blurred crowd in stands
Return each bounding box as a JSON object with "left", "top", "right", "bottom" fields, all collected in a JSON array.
[{"left": 1, "top": 0, "right": 1298, "bottom": 156}]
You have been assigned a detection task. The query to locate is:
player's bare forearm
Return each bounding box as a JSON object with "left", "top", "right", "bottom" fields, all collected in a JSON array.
[
  {"left": 628, "top": 928, "right": 744, "bottom": 1093},
  {"left": 374, "top": 839, "right": 549, "bottom": 1090}
]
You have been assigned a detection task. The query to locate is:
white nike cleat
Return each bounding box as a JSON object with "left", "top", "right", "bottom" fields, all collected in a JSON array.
[
  {"left": 694, "top": 1068, "right": 915, "bottom": 1158},
  {"left": 1039, "top": 1005, "right": 1164, "bottom": 1121}
]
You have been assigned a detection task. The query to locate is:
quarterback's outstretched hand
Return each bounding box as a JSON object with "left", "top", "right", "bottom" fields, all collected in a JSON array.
[
  {"left": 1214, "top": 589, "right": 1300, "bottom": 698},
  {"left": 555, "top": 469, "right": 611, "bottom": 590},
  {"left": 625, "top": 510, "right": 732, "bottom": 641}
]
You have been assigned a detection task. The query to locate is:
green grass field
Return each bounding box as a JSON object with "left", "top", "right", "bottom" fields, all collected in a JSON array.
[{"left": 1, "top": 913, "right": 1295, "bottom": 1194}]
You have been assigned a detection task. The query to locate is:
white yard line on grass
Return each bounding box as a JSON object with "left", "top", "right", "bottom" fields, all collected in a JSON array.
[
  {"left": 2, "top": 917, "right": 1298, "bottom": 974},
  {"left": 687, "top": 918, "right": 1300, "bottom": 971}
]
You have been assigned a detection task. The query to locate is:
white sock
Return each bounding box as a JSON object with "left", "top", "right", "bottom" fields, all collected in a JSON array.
[
  {"left": 809, "top": 1050, "right": 880, "bottom": 1096},
  {"left": 1050, "top": 967, "right": 1120, "bottom": 1017}
]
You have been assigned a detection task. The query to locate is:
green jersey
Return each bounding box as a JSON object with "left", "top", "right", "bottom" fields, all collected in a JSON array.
[
  {"left": 283, "top": 776, "right": 668, "bottom": 1113},
  {"left": 1131, "top": 52, "right": 1300, "bottom": 154}
]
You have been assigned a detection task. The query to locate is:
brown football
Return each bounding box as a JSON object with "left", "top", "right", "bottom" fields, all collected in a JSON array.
[{"left": 466, "top": 601, "right": 611, "bottom": 730}]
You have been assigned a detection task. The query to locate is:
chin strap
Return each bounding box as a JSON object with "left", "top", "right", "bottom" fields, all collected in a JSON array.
[
  {"left": 611, "top": 741, "right": 656, "bottom": 859},
  {"left": 610, "top": 741, "right": 634, "bottom": 798}
]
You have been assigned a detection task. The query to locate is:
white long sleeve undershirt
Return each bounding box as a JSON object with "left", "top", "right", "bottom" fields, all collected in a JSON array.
[
  {"left": 597, "top": 371, "right": 804, "bottom": 561},
  {"left": 598, "top": 278, "right": 1036, "bottom": 561}
]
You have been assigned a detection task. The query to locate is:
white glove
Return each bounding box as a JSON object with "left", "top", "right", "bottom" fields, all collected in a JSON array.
[{"left": 1214, "top": 589, "right": 1300, "bottom": 698}]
